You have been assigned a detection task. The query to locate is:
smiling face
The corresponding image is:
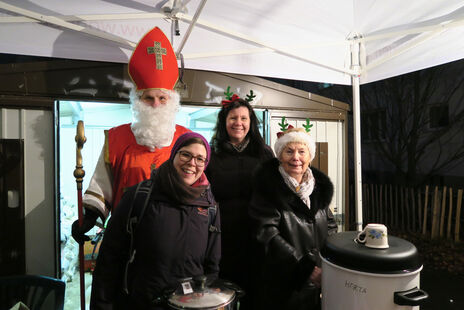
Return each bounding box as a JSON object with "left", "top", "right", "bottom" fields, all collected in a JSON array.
[
  {"left": 279, "top": 142, "right": 311, "bottom": 183},
  {"left": 226, "top": 106, "right": 250, "bottom": 144},
  {"left": 173, "top": 143, "right": 207, "bottom": 185}
]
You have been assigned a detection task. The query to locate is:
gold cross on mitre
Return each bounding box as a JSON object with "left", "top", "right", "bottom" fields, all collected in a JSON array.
[{"left": 147, "top": 41, "right": 167, "bottom": 70}]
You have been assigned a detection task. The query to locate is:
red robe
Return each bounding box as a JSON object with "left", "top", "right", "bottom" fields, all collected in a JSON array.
[{"left": 106, "top": 123, "right": 190, "bottom": 209}]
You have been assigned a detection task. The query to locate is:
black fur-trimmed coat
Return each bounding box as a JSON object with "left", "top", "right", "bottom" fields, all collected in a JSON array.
[{"left": 249, "top": 158, "right": 337, "bottom": 310}]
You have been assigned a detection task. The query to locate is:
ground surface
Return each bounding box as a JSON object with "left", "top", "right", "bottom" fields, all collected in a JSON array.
[
  {"left": 64, "top": 272, "right": 92, "bottom": 310},
  {"left": 393, "top": 232, "right": 464, "bottom": 275},
  {"left": 63, "top": 233, "right": 464, "bottom": 310},
  {"left": 394, "top": 232, "right": 464, "bottom": 310},
  {"left": 420, "top": 269, "right": 464, "bottom": 310}
]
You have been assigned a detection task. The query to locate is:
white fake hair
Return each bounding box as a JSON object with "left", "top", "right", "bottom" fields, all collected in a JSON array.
[{"left": 129, "top": 87, "right": 180, "bottom": 151}]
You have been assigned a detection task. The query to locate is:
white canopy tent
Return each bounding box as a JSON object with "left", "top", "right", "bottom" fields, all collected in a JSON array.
[{"left": 2, "top": 0, "right": 464, "bottom": 230}]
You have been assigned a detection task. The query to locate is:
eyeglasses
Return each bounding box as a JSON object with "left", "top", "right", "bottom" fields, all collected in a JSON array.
[{"left": 177, "top": 150, "right": 208, "bottom": 167}]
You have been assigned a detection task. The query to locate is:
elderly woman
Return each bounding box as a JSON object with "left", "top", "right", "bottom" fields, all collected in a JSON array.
[
  {"left": 249, "top": 127, "right": 337, "bottom": 310},
  {"left": 206, "top": 94, "right": 274, "bottom": 309},
  {"left": 90, "top": 132, "right": 220, "bottom": 310}
]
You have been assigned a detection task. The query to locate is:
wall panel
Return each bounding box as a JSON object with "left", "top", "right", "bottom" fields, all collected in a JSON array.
[{"left": 0, "top": 107, "right": 55, "bottom": 276}]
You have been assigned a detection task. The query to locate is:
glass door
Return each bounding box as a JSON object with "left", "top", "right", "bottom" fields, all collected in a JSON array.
[
  {"left": 57, "top": 101, "right": 267, "bottom": 309},
  {"left": 58, "top": 101, "right": 132, "bottom": 310}
]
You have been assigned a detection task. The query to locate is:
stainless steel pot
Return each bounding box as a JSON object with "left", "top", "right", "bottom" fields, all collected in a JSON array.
[
  {"left": 320, "top": 231, "right": 429, "bottom": 310},
  {"left": 166, "top": 276, "right": 243, "bottom": 310}
]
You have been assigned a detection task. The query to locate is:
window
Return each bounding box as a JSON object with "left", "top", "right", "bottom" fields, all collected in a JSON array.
[
  {"left": 429, "top": 105, "right": 449, "bottom": 129},
  {"left": 361, "top": 109, "right": 386, "bottom": 142}
]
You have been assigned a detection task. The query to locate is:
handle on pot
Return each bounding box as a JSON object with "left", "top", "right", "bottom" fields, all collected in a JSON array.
[
  {"left": 394, "top": 286, "right": 429, "bottom": 306},
  {"left": 222, "top": 280, "right": 246, "bottom": 299},
  {"left": 194, "top": 275, "right": 207, "bottom": 290}
]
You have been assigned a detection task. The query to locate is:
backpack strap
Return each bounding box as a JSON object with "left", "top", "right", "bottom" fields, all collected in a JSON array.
[
  {"left": 208, "top": 204, "right": 220, "bottom": 233},
  {"left": 204, "top": 203, "right": 220, "bottom": 274},
  {"left": 123, "top": 179, "right": 153, "bottom": 294}
]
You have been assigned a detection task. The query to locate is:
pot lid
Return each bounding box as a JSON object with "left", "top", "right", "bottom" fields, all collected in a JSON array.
[
  {"left": 320, "top": 231, "right": 422, "bottom": 274},
  {"left": 167, "top": 276, "right": 236, "bottom": 310}
]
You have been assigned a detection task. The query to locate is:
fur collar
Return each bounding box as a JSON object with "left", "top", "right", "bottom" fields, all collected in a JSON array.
[{"left": 253, "top": 158, "right": 334, "bottom": 211}]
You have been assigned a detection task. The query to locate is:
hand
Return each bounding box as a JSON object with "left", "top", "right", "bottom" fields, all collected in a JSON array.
[
  {"left": 309, "top": 266, "right": 322, "bottom": 287},
  {"left": 71, "top": 209, "right": 99, "bottom": 245},
  {"left": 295, "top": 252, "right": 316, "bottom": 288}
]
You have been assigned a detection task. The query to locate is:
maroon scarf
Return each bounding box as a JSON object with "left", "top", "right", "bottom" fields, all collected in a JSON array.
[{"left": 153, "top": 160, "right": 208, "bottom": 205}]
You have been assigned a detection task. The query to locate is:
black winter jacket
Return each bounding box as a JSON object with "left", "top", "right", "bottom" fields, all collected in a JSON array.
[
  {"left": 205, "top": 142, "right": 273, "bottom": 309},
  {"left": 90, "top": 179, "right": 220, "bottom": 310},
  {"left": 249, "top": 158, "right": 338, "bottom": 310},
  {"left": 205, "top": 143, "right": 273, "bottom": 276}
]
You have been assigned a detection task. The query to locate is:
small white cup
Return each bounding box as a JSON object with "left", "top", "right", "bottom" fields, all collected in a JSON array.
[{"left": 356, "top": 223, "right": 389, "bottom": 249}]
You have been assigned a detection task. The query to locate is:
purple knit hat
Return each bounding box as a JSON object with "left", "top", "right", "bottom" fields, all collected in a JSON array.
[{"left": 169, "top": 132, "right": 211, "bottom": 167}]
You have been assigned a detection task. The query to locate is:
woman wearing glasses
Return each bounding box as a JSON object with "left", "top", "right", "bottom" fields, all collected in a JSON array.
[
  {"left": 91, "top": 132, "right": 220, "bottom": 310},
  {"left": 206, "top": 94, "right": 274, "bottom": 309}
]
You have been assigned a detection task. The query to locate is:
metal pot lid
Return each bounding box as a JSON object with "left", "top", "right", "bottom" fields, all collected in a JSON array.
[
  {"left": 167, "top": 276, "right": 236, "bottom": 310},
  {"left": 320, "top": 231, "right": 422, "bottom": 274}
]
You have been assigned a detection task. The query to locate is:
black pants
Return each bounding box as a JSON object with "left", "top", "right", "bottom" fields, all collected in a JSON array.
[{"left": 286, "top": 284, "right": 321, "bottom": 310}]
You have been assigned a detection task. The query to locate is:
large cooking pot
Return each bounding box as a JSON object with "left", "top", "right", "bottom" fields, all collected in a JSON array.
[
  {"left": 165, "top": 276, "right": 244, "bottom": 310},
  {"left": 320, "top": 231, "right": 428, "bottom": 310}
]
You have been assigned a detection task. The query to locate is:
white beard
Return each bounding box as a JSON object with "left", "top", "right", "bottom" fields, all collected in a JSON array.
[{"left": 130, "top": 92, "right": 180, "bottom": 152}]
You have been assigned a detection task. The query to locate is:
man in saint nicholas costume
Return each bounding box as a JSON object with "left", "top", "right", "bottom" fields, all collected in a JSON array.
[{"left": 71, "top": 27, "right": 190, "bottom": 244}]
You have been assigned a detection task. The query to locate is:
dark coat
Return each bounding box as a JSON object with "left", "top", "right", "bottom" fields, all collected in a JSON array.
[
  {"left": 205, "top": 142, "right": 274, "bottom": 306},
  {"left": 90, "top": 179, "right": 220, "bottom": 310},
  {"left": 249, "top": 158, "right": 338, "bottom": 310}
]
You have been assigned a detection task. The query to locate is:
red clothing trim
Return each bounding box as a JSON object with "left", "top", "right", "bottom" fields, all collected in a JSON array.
[{"left": 107, "top": 123, "right": 190, "bottom": 209}]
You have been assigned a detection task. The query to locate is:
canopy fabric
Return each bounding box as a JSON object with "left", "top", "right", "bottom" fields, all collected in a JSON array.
[
  {"left": 2, "top": 0, "right": 464, "bottom": 230},
  {"left": 1, "top": 0, "right": 464, "bottom": 85}
]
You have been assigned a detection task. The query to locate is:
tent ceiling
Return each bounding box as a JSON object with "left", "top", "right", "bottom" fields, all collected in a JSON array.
[{"left": 2, "top": 0, "right": 464, "bottom": 85}]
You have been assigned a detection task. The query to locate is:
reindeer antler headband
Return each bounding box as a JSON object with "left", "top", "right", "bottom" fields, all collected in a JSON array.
[
  {"left": 274, "top": 117, "right": 316, "bottom": 160},
  {"left": 221, "top": 86, "right": 256, "bottom": 107}
]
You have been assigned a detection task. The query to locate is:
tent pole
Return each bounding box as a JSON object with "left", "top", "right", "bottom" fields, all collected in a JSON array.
[
  {"left": 351, "top": 40, "right": 363, "bottom": 231},
  {"left": 176, "top": 0, "right": 208, "bottom": 56},
  {"left": 0, "top": 1, "right": 136, "bottom": 48},
  {"left": 176, "top": 14, "right": 354, "bottom": 76}
]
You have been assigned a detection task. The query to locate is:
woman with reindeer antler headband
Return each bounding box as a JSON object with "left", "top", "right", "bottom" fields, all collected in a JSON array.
[
  {"left": 205, "top": 86, "right": 274, "bottom": 309},
  {"left": 249, "top": 118, "right": 337, "bottom": 310}
]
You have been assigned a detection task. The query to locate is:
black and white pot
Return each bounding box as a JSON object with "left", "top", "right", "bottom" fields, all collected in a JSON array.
[
  {"left": 320, "top": 231, "right": 429, "bottom": 310},
  {"left": 165, "top": 276, "right": 244, "bottom": 310}
]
